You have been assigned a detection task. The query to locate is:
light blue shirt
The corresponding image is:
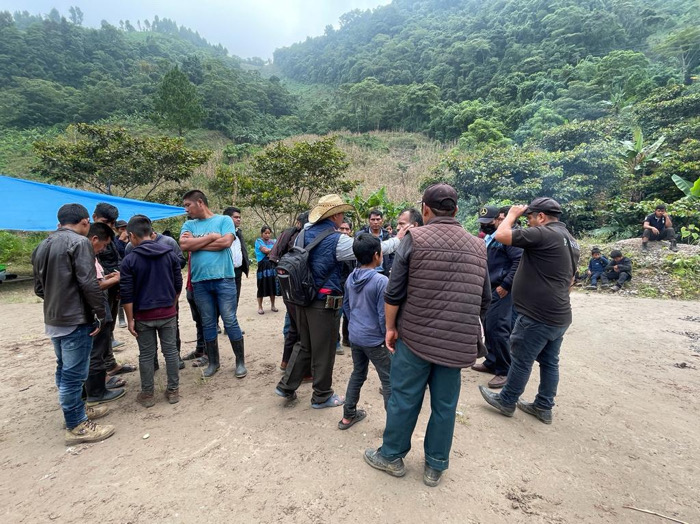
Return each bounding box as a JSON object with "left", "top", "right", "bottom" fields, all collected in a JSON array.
[{"left": 181, "top": 215, "right": 236, "bottom": 283}]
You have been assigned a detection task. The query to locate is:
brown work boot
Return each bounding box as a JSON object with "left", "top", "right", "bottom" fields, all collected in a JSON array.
[
  {"left": 487, "top": 375, "right": 508, "bottom": 389},
  {"left": 472, "top": 362, "right": 495, "bottom": 374},
  {"left": 65, "top": 419, "right": 115, "bottom": 446},
  {"left": 165, "top": 388, "right": 180, "bottom": 405},
  {"left": 136, "top": 391, "right": 156, "bottom": 408},
  {"left": 85, "top": 404, "right": 111, "bottom": 420}
]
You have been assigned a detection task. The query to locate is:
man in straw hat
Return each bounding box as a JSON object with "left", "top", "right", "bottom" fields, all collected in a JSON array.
[
  {"left": 275, "top": 194, "right": 405, "bottom": 409},
  {"left": 363, "top": 183, "right": 491, "bottom": 487}
]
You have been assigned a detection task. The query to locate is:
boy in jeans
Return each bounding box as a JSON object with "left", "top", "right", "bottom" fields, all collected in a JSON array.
[
  {"left": 339, "top": 233, "right": 392, "bottom": 430},
  {"left": 585, "top": 247, "right": 609, "bottom": 290},
  {"left": 121, "top": 216, "right": 183, "bottom": 406}
]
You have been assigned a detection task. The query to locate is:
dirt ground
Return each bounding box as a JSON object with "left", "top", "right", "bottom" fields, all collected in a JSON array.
[{"left": 1, "top": 280, "right": 699, "bottom": 524}]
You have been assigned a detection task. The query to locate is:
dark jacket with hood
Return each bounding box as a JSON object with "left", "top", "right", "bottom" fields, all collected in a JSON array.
[
  {"left": 343, "top": 268, "right": 388, "bottom": 347},
  {"left": 605, "top": 257, "right": 632, "bottom": 275},
  {"left": 32, "top": 228, "right": 106, "bottom": 326},
  {"left": 359, "top": 226, "right": 394, "bottom": 275},
  {"left": 120, "top": 240, "right": 183, "bottom": 313}
]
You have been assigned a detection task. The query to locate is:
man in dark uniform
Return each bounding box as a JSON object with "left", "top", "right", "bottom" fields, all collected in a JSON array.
[
  {"left": 480, "top": 197, "right": 579, "bottom": 425},
  {"left": 472, "top": 205, "right": 522, "bottom": 389},
  {"left": 642, "top": 204, "right": 677, "bottom": 252}
]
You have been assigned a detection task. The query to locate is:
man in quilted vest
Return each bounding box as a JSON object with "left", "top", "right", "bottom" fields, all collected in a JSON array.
[{"left": 364, "top": 183, "right": 491, "bottom": 487}]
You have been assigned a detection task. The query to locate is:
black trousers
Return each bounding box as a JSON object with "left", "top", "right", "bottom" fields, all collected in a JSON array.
[
  {"left": 278, "top": 300, "right": 340, "bottom": 404},
  {"left": 484, "top": 288, "right": 513, "bottom": 376},
  {"left": 234, "top": 267, "right": 243, "bottom": 310},
  {"left": 89, "top": 323, "right": 110, "bottom": 373},
  {"left": 282, "top": 300, "right": 299, "bottom": 364},
  {"left": 643, "top": 228, "right": 675, "bottom": 242},
  {"left": 602, "top": 270, "right": 631, "bottom": 286}
]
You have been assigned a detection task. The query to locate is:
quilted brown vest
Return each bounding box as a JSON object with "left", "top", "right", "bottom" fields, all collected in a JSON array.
[{"left": 399, "top": 216, "right": 488, "bottom": 368}]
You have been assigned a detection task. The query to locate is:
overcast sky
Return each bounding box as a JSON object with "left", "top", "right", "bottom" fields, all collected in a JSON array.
[{"left": 0, "top": 0, "right": 392, "bottom": 58}]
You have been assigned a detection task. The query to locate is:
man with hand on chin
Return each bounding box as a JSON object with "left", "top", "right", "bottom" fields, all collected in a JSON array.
[{"left": 479, "top": 197, "right": 579, "bottom": 425}]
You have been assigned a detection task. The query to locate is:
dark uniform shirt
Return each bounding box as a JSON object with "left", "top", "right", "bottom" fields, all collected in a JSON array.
[
  {"left": 510, "top": 221, "right": 580, "bottom": 327},
  {"left": 645, "top": 213, "right": 666, "bottom": 233}
]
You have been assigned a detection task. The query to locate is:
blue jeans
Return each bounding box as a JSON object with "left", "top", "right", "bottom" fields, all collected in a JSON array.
[
  {"left": 193, "top": 278, "right": 242, "bottom": 342},
  {"left": 499, "top": 314, "right": 570, "bottom": 411},
  {"left": 590, "top": 271, "right": 604, "bottom": 286},
  {"left": 51, "top": 324, "right": 93, "bottom": 429},
  {"left": 380, "top": 339, "right": 461, "bottom": 472}
]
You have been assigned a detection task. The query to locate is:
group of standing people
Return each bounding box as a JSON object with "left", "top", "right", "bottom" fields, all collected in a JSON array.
[{"left": 33, "top": 184, "right": 582, "bottom": 490}]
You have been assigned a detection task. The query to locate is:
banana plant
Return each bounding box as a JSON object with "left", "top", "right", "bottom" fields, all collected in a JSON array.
[{"left": 672, "top": 174, "right": 700, "bottom": 201}]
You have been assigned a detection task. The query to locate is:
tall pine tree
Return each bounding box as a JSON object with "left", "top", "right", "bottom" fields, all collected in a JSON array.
[{"left": 153, "top": 66, "right": 204, "bottom": 136}]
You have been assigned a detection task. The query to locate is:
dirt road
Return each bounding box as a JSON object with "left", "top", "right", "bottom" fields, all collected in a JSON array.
[{"left": 1, "top": 282, "right": 698, "bottom": 523}]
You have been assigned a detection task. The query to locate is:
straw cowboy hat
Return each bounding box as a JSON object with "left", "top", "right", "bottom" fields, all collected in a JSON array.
[{"left": 308, "top": 194, "right": 355, "bottom": 223}]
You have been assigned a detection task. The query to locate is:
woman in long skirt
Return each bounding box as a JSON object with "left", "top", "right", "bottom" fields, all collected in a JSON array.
[{"left": 254, "top": 226, "right": 278, "bottom": 314}]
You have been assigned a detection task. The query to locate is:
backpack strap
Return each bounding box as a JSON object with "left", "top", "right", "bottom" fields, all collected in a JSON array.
[
  {"left": 297, "top": 228, "right": 335, "bottom": 252},
  {"left": 298, "top": 228, "right": 338, "bottom": 294}
]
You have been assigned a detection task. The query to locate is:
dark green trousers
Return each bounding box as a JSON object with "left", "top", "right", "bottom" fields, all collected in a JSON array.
[{"left": 379, "top": 338, "right": 462, "bottom": 471}]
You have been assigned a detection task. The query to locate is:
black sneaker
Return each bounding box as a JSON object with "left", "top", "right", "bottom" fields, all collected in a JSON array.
[
  {"left": 364, "top": 448, "right": 405, "bottom": 477},
  {"left": 479, "top": 385, "right": 515, "bottom": 417},
  {"left": 517, "top": 400, "right": 553, "bottom": 424},
  {"left": 423, "top": 464, "right": 444, "bottom": 487}
]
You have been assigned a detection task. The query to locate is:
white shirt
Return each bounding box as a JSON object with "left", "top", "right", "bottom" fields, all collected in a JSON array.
[{"left": 230, "top": 235, "right": 243, "bottom": 268}]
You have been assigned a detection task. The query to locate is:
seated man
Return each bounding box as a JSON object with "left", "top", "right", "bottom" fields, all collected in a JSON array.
[
  {"left": 601, "top": 250, "right": 632, "bottom": 292},
  {"left": 642, "top": 204, "right": 677, "bottom": 252}
]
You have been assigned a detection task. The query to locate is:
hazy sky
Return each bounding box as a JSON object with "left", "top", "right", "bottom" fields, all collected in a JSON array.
[{"left": 0, "top": 0, "right": 392, "bottom": 58}]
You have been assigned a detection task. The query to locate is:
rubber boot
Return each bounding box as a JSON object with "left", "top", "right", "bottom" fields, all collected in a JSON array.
[
  {"left": 203, "top": 339, "right": 220, "bottom": 378},
  {"left": 86, "top": 370, "right": 125, "bottom": 406},
  {"left": 670, "top": 239, "right": 678, "bottom": 252},
  {"left": 232, "top": 338, "right": 247, "bottom": 378}
]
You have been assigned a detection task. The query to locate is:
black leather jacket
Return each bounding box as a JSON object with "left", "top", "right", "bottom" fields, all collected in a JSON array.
[{"left": 32, "top": 228, "right": 106, "bottom": 326}]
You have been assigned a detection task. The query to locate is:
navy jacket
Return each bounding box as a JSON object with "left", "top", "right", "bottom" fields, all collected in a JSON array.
[
  {"left": 486, "top": 237, "right": 522, "bottom": 292},
  {"left": 303, "top": 219, "right": 342, "bottom": 299},
  {"left": 588, "top": 256, "right": 609, "bottom": 274},
  {"left": 359, "top": 226, "right": 394, "bottom": 275},
  {"left": 120, "top": 240, "right": 183, "bottom": 312}
]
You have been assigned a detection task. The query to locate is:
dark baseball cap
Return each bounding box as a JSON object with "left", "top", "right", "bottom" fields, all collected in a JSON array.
[
  {"left": 477, "top": 205, "right": 500, "bottom": 223},
  {"left": 525, "top": 197, "right": 562, "bottom": 216},
  {"left": 422, "top": 183, "right": 458, "bottom": 211},
  {"left": 115, "top": 220, "right": 127, "bottom": 228}
]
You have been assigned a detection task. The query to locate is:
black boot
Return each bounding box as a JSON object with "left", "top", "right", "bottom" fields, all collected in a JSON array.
[
  {"left": 86, "top": 370, "right": 125, "bottom": 406},
  {"left": 231, "top": 338, "right": 247, "bottom": 378},
  {"left": 670, "top": 239, "right": 678, "bottom": 252},
  {"left": 203, "top": 339, "right": 220, "bottom": 378}
]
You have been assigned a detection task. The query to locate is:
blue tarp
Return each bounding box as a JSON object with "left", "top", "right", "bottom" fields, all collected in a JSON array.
[{"left": 0, "top": 175, "right": 185, "bottom": 231}]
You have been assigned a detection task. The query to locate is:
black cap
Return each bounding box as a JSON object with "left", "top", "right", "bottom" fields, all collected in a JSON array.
[
  {"left": 525, "top": 197, "right": 562, "bottom": 216},
  {"left": 610, "top": 249, "right": 622, "bottom": 258},
  {"left": 115, "top": 220, "right": 127, "bottom": 228},
  {"left": 422, "top": 183, "right": 458, "bottom": 211},
  {"left": 477, "top": 205, "right": 500, "bottom": 223}
]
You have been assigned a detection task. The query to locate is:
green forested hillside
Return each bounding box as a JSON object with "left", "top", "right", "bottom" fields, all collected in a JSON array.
[
  {"left": 274, "top": 0, "right": 699, "bottom": 138},
  {"left": 0, "top": 10, "right": 295, "bottom": 141},
  {"left": 0, "top": 2, "right": 698, "bottom": 242}
]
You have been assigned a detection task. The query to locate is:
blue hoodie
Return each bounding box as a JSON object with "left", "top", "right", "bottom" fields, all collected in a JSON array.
[
  {"left": 343, "top": 267, "right": 388, "bottom": 347},
  {"left": 120, "top": 240, "right": 183, "bottom": 313}
]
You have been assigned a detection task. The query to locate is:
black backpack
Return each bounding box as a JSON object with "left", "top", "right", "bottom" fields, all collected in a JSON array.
[{"left": 276, "top": 229, "right": 335, "bottom": 307}]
